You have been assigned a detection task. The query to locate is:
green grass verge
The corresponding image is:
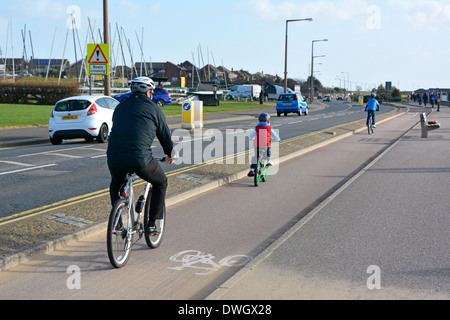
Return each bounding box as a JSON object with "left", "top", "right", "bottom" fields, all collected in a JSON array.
[
  {"left": 0, "top": 104, "right": 54, "bottom": 128},
  {"left": 0, "top": 101, "right": 275, "bottom": 128}
]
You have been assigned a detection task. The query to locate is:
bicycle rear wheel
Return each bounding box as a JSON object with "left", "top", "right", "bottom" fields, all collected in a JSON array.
[
  {"left": 144, "top": 190, "right": 166, "bottom": 249},
  {"left": 107, "top": 199, "right": 133, "bottom": 268},
  {"left": 254, "top": 158, "right": 262, "bottom": 186}
]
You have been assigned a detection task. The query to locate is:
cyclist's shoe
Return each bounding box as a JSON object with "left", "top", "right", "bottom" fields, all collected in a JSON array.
[
  {"left": 267, "top": 160, "right": 273, "bottom": 167},
  {"left": 247, "top": 169, "right": 255, "bottom": 177},
  {"left": 145, "top": 225, "right": 161, "bottom": 236},
  {"left": 372, "top": 125, "right": 376, "bottom": 128}
]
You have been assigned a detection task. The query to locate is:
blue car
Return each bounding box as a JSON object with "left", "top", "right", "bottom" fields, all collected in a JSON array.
[
  {"left": 276, "top": 93, "right": 308, "bottom": 116},
  {"left": 113, "top": 87, "right": 172, "bottom": 107}
]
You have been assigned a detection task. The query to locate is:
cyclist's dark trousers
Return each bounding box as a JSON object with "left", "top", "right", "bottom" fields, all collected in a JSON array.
[
  {"left": 108, "top": 158, "right": 167, "bottom": 222},
  {"left": 366, "top": 110, "right": 375, "bottom": 126}
]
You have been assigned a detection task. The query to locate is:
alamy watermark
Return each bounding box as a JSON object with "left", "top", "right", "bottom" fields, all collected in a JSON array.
[
  {"left": 67, "top": 5, "right": 81, "bottom": 30},
  {"left": 66, "top": 265, "right": 81, "bottom": 290},
  {"left": 366, "top": 265, "right": 381, "bottom": 290},
  {"left": 171, "top": 128, "right": 280, "bottom": 175},
  {"left": 366, "top": 5, "right": 381, "bottom": 30}
]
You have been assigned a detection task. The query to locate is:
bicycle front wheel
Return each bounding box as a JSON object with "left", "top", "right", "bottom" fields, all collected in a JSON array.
[
  {"left": 144, "top": 190, "right": 166, "bottom": 249},
  {"left": 261, "top": 162, "right": 269, "bottom": 182},
  {"left": 107, "top": 199, "right": 133, "bottom": 268}
]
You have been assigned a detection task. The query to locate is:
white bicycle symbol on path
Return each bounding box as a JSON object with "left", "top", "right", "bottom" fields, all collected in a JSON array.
[{"left": 169, "top": 250, "right": 253, "bottom": 276}]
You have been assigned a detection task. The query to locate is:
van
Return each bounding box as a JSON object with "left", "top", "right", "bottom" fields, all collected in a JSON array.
[
  {"left": 263, "top": 83, "right": 294, "bottom": 101},
  {"left": 226, "top": 85, "right": 262, "bottom": 100}
]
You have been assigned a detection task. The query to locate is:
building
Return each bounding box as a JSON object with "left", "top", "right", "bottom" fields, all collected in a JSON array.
[
  {"left": 28, "top": 59, "right": 70, "bottom": 76},
  {"left": 0, "top": 58, "right": 26, "bottom": 74},
  {"left": 134, "top": 61, "right": 189, "bottom": 87}
]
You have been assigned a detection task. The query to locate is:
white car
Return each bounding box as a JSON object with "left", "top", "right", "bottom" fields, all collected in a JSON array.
[{"left": 48, "top": 95, "right": 119, "bottom": 145}]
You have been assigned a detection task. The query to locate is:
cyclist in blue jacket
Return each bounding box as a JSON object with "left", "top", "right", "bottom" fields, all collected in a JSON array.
[{"left": 365, "top": 93, "right": 380, "bottom": 128}]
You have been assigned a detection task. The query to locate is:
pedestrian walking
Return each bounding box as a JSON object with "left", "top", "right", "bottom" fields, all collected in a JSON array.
[
  {"left": 423, "top": 92, "right": 428, "bottom": 107},
  {"left": 430, "top": 92, "right": 435, "bottom": 108}
]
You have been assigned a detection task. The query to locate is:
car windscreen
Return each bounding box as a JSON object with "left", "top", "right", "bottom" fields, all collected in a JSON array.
[
  {"left": 55, "top": 100, "right": 91, "bottom": 111},
  {"left": 278, "top": 95, "right": 297, "bottom": 102}
]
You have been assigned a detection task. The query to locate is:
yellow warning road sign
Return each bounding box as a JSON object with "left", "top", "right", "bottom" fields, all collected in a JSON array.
[{"left": 87, "top": 44, "right": 109, "bottom": 75}]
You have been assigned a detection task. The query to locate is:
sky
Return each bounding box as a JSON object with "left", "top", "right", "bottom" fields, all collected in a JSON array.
[{"left": 1, "top": 0, "right": 450, "bottom": 91}]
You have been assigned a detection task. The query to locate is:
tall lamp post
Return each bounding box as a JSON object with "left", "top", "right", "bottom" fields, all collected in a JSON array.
[
  {"left": 103, "top": 0, "right": 111, "bottom": 96},
  {"left": 310, "top": 39, "right": 327, "bottom": 102},
  {"left": 284, "top": 18, "right": 313, "bottom": 93},
  {"left": 341, "top": 71, "right": 349, "bottom": 92}
]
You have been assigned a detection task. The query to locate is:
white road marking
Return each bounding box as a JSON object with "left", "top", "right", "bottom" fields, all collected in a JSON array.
[{"left": 0, "top": 164, "right": 57, "bottom": 176}]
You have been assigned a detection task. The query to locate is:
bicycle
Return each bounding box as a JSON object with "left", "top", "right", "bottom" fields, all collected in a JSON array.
[
  {"left": 107, "top": 157, "right": 166, "bottom": 268},
  {"left": 254, "top": 148, "right": 270, "bottom": 186}
]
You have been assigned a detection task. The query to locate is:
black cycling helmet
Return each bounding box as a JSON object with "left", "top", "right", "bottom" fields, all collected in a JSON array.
[{"left": 258, "top": 112, "right": 270, "bottom": 123}]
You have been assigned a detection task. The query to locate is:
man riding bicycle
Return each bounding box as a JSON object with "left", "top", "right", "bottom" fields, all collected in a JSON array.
[
  {"left": 107, "top": 77, "right": 176, "bottom": 235},
  {"left": 365, "top": 93, "right": 380, "bottom": 128}
]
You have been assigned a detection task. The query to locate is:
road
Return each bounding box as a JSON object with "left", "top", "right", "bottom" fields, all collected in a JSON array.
[
  {"left": 0, "top": 102, "right": 424, "bottom": 300},
  {"left": 0, "top": 101, "right": 393, "bottom": 220}
]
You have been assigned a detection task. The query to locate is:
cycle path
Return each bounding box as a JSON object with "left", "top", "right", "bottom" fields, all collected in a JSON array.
[{"left": 207, "top": 107, "right": 450, "bottom": 300}]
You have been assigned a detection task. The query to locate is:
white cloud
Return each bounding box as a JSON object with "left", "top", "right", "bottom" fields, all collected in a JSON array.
[
  {"left": 390, "top": 0, "right": 450, "bottom": 30},
  {"left": 240, "top": 0, "right": 371, "bottom": 22},
  {"left": 12, "top": 0, "right": 66, "bottom": 20}
]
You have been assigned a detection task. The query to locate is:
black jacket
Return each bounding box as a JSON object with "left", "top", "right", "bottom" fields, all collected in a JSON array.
[{"left": 107, "top": 92, "right": 173, "bottom": 167}]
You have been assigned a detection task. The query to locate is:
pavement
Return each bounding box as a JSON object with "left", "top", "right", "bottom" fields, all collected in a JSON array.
[
  {"left": 207, "top": 105, "right": 450, "bottom": 300},
  {"left": 1, "top": 101, "right": 449, "bottom": 299}
]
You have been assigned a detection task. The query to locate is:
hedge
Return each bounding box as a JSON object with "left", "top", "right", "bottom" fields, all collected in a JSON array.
[{"left": 0, "top": 81, "right": 79, "bottom": 105}]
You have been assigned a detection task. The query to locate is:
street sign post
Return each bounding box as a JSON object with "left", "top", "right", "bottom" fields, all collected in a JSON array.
[{"left": 87, "top": 43, "right": 109, "bottom": 76}]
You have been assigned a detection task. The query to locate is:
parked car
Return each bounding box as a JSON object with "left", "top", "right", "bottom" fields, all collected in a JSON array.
[
  {"left": 337, "top": 94, "right": 344, "bottom": 101},
  {"left": 48, "top": 95, "right": 119, "bottom": 145},
  {"left": 113, "top": 87, "right": 172, "bottom": 107},
  {"left": 276, "top": 93, "right": 309, "bottom": 116}
]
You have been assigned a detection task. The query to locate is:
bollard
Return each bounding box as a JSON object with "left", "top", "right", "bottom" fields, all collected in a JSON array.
[
  {"left": 420, "top": 113, "right": 440, "bottom": 138},
  {"left": 193, "top": 100, "right": 203, "bottom": 128},
  {"left": 182, "top": 100, "right": 195, "bottom": 129}
]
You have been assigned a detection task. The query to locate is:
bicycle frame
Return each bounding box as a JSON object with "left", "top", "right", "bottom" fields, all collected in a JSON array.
[
  {"left": 113, "top": 173, "right": 152, "bottom": 240},
  {"left": 254, "top": 148, "right": 269, "bottom": 186}
]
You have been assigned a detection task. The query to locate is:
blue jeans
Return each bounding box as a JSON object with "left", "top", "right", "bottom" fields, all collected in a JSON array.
[{"left": 366, "top": 110, "right": 375, "bottom": 126}]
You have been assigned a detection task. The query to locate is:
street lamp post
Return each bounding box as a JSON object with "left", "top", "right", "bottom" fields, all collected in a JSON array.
[
  {"left": 310, "top": 39, "right": 327, "bottom": 103},
  {"left": 103, "top": 0, "right": 111, "bottom": 96},
  {"left": 284, "top": 18, "right": 313, "bottom": 93},
  {"left": 341, "top": 71, "right": 349, "bottom": 92}
]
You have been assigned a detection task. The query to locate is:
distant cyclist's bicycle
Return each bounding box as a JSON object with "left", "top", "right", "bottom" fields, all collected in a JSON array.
[
  {"left": 107, "top": 157, "right": 166, "bottom": 268},
  {"left": 367, "top": 112, "right": 375, "bottom": 135},
  {"left": 254, "top": 148, "right": 269, "bottom": 186}
]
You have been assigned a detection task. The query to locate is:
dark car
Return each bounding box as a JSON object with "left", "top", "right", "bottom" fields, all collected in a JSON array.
[{"left": 113, "top": 87, "right": 172, "bottom": 107}]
